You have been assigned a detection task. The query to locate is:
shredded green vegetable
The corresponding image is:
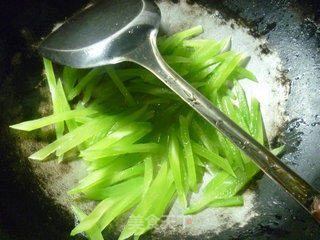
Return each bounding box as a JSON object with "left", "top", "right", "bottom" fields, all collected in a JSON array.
[
  {"left": 209, "top": 196, "right": 244, "bottom": 207},
  {"left": 72, "top": 205, "right": 104, "bottom": 240},
  {"left": 10, "top": 26, "right": 282, "bottom": 239}
]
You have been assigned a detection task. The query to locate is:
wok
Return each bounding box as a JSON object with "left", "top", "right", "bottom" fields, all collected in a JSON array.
[{"left": 0, "top": 0, "right": 320, "bottom": 239}]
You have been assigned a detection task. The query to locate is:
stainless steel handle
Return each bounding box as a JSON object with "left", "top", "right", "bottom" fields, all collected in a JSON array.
[{"left": 126, "top": 29, "right": 320, "bottom": 222}]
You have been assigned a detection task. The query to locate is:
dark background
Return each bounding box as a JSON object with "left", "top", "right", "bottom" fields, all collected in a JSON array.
[{"left": 1, "top": 0, "right": 320, "bottom": 239}]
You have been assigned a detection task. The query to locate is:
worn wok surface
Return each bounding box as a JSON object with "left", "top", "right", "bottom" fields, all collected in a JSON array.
[{"left": 0, "top": 0, "right": 320, "bottom": 239}]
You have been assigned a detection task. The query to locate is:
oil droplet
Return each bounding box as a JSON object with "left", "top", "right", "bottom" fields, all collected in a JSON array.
[
  {"left": 285, "top": 118, "right": 305, "bottom": 133},
  {"left": 311, "top": 114, "right": 320, "bottom": 126}
]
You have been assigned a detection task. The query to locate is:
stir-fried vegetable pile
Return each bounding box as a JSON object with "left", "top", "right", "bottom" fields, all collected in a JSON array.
[{"left": 11, "top": 26, "right": 280, "bottom": 239}]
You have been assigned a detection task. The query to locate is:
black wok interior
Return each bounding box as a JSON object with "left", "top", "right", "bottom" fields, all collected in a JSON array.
[{"left": 1, "top": 0, "right": 320, "bottom": 239}]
